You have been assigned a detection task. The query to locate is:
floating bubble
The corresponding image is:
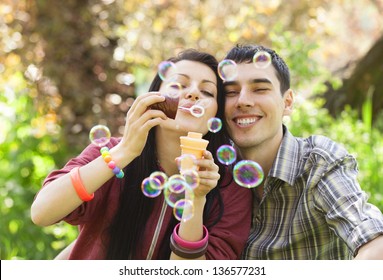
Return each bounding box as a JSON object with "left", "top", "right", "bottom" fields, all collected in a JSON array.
[
  {"left": 164, "top": 82, "right": 182, "bottom": 99},
  {"left": 176, "top": 154, "right": 197, "bottom": 172},
  {"left": 164, "top": 177, "right": 194, "bottom": 208},
  {"left": 167, "top": 175, "right": 186, "bottom": 192},
  {"left": 149, "top": 171, "right": 168, "bottom": 190},
  {"left": 253, "top": 51, "right": 272, "bottom": 69},
  {"left": 181, "top": 169, "right": 200, "bottom": 189},
  {"left": 158, "top": 61, "right": 177, "bottom": 81},
  {"left": 173, "top": 199, "right": 194, "bottom": 222},
  {"left": 218, "top": 59, "right": 238, "bottom": 81},
  {"left": 89, "top": 125, "right": 111, "bottom": 147},
  {"left": 233, "top": 160, "right": 264, "bottom": 188},
  {"left": 216, "top": 144, "right": 237, "bottom": 165},
  {"left": 207, "top": 117, "right": 222, "bottom": 133},
  {"left": 141, "top": 177, "right": 162, "bottom": 197}
]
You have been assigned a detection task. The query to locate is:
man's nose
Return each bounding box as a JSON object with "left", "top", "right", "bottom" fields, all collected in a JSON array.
[{"left": 237, "top": 87, "right": 253, "bottom": 108}]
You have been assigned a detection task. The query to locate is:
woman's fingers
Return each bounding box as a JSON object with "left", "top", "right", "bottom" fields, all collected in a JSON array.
[{"left": 128, "top": 92, "right": 164, "bottom": 115}]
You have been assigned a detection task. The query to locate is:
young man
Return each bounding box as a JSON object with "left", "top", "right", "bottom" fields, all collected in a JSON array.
[{"left": 223, "top": 44, "right": 383, "bottom": 259}]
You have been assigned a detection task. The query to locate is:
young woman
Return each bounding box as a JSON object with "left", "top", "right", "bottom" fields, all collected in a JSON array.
[{"left": 31, "top": 49, "right": 252, "bottom": 260}]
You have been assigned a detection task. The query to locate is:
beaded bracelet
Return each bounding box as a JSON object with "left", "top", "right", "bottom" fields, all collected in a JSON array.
[
  {"left": 70, "top": 167, "right": 94, "bottom": 201},
  {"left": 170, "top": 234, "right": 208, "bottom": 259},
  {"left": 100, "top": 147, "right": 124, "bottom": 178},
  {"left": 172, "top": 223, "right": 209, "bottom": 250}
]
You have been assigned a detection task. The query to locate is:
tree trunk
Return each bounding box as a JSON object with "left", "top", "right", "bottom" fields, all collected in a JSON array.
[{"left": 322, "top": 33, "right": 383, "bottom": 124}]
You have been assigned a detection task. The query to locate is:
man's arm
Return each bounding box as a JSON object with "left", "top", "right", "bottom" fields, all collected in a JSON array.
[{"left": 354, "top": 235, "right": 383, "bottom": 260}]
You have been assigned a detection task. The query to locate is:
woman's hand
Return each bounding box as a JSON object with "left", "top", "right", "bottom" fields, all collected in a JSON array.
[
  {"left": 193, "top": 150, "right": 220, "bottom": 198},
  {"left": 117, "top": 92, "right": 167, "bottom": 158}
]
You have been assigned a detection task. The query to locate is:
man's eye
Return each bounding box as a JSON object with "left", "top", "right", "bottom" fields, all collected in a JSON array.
[
  {"left": 253, "top": 88, "right": 269, "bottom": 93},
  {"left": 225, "top": 90, "right": 239, "bottom": 95}
]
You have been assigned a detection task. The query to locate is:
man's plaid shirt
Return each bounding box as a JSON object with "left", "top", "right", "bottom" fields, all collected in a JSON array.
[{"left": 241, "top": 126, "right": 383, "bottom": 259}]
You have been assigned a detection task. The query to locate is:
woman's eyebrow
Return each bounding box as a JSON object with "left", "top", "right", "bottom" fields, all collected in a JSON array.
[{"left": 177, "top": 73, "right": 216, "bottom": 86}]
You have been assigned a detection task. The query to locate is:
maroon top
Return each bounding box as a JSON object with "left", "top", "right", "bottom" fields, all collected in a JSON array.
[{"left": 42, "top": 138, "right": 252, "bottom": 259}]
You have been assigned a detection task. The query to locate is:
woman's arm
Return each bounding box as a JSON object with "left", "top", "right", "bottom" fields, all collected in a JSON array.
[
  {"left": 31, "top": 144, "right": 135, "bottom": 226},
  {"left": 31, "top": 93, "right": 167, "bottom": 227},
  {"left": 170, "top": 150, "right": 220, "bottom": 260}
]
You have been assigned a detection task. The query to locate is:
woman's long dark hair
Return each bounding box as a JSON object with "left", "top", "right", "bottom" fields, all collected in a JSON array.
[{"left": 106, "top": 49, "right": 231, "bottom": 259}]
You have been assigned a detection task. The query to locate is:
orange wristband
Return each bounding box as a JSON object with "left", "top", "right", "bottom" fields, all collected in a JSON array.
[{"left": 69, "top": 167, "right": 94, "bottom": 201}]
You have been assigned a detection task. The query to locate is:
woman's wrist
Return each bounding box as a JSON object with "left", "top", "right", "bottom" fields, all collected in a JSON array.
[{"left": 109, "top": 143, "right": 136, "bottom": 168}]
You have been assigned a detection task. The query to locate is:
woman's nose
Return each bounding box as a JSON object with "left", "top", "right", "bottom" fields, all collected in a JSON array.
[{"left": 185, "top": 83, "right": 200, "bottom": 100}]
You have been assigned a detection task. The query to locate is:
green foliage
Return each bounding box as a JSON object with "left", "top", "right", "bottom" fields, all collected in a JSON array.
[
  {"left": 287, "top": 97, "right": 383, "bottom": 211},
  {"left": 0, "top": 78, "right": 78, "bottom": 260}
]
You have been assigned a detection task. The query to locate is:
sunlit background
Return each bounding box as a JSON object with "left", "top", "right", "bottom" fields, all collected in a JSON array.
[{"left": 1, "top": 0, "right": 382, "bottom": 259}]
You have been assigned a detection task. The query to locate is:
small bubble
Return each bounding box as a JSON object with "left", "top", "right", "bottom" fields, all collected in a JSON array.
[
  {"left": 149, "top": 171, "right": 168, "bottom": 190},
  {"left": 158, "top": 61, "right": 177, "bottom": 81},
  {"left": 164, "top": 177, "right": 194, "bottom": 208},
  {"left": 253, "top": 51, "right": 272, "bottom": 69},
  {"left": 141, "top": 177, "right": 162, "bottom": 197},
  {"left": 164, "top": 82, "right": 182, "bottom": 99},
  {"left": 207, "top": 117, "right": 222, "bottom": 133},
  {"left": 181, "top": 169, "right": 200, "bottom": 189},
  {"left": 177, "top": 154, "right": 197, "bottom": 172},
  {"left": 218, "top": 59, "right": 238, "bottom": 81},
  {"left": 216, "top": 145, "right": 237, "bottom": 165},
  {"left": 173, "top": 199, "right": 194, "bottom": 222},
  {"left": 89, "top": 125, "right": 111, "bottom": 147}
]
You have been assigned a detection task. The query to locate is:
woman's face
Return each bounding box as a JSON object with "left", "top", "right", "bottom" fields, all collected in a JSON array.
[{"left": 159, "top": 60, "right": 218, "bottom": 135}]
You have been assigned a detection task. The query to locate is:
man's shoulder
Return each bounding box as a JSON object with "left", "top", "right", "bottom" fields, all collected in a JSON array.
[{"left": 295, "top": 134, "right": 351, "bottom": 165}]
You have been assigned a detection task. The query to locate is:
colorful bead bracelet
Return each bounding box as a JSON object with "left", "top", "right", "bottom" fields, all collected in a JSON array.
[{"left": 100, "top": 147, "right": 124, "bottom": 178}]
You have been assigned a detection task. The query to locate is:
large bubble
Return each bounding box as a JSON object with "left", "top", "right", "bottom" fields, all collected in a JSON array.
[{"left": 233, "top": 160, "right": 264, "bottom": 188}]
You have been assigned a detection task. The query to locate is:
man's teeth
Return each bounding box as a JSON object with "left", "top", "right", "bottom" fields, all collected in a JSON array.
[{"left": 236, "top": 118, "right": 257, "bottom": 126}]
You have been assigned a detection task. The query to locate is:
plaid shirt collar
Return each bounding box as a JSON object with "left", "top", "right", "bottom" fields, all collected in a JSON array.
[{"left": 268, "top": 125, "right": 301, "bottom": 186}]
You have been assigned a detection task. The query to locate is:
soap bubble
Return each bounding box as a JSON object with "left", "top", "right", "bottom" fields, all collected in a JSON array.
[
  {"left": 89, "top": 125, "right": 111, "bottom": 147},
  {"left": 173, "top": 199, "right": 194, "bottom": 222},
  {"left": 207, "top": 117, "right": 222, "bottom": 133},
  {"left": 141, "top": 177, "right": 162, "bottom": 198},
  {"left": 253, "top": 51, "right": 272, "bottom": 69},
  {"left": 216, "top": 144, "right": 237, "bottom": 165},
  {"left": 233, "top": 160, "right": 264, "bottom": 188},
  {"left": 164, "top": 176, "right": 194, "bottom": 207},
  {"left": 181, "top": 169, "right": 200, "bottom": 189},
  {"left": 149, "top": 171, "right": 168, "bottom": 190},
  {"left": 177, "top": 154, "right": 198, "bottom": 172},
  {"left": 218, "top": 59, "right": 238, "bottom": 81},
  {"left": 164, "top": 81, "right": 182, "bottom": 99},
  {"left": 158, "top": 61, "right": 177, "bottom": 81}
]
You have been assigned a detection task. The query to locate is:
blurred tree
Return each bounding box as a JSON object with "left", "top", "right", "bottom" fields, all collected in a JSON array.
[{"left": 322, "top": 33, "right": 383, "bottom": 124}]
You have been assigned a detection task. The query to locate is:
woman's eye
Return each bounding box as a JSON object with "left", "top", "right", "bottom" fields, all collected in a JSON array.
[{"left": 201, "top": 90, "right": 214, "bottom": 97}]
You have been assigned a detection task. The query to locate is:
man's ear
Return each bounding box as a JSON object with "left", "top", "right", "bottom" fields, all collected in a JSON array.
[{"left": 282, "top": 89, "right": 294, "bottom": 116}]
